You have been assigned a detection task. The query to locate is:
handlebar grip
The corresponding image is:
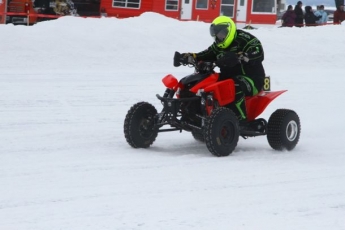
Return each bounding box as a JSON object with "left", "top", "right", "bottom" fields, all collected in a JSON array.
[{"left": 173, "top": 51, "right": 182, "bottom": 67}]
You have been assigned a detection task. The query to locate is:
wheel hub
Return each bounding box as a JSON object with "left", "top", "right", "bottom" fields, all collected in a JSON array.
[
  {"left": 220, "top": 121, "right": 235, "bottom": 144},
  {"left": 286, "top": 120, "right": 298, "bottom": 141},
  {"left": 139, "top": 117, "right": 154, "bottom": 138}
]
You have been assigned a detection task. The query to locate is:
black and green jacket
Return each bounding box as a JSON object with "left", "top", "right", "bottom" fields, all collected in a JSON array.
[{"left": 195, "top": 29, "right": 265, "bottom": 87}]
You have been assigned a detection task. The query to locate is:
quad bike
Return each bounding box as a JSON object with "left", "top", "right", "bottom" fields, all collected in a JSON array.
[{"left": 123, "top": 52, "right": 301, "bottom": 157}]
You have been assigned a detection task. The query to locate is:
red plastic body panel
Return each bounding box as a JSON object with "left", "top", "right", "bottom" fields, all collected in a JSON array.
[
  {"left": 246, "top": 90, "right": 287, "bottom": 121},
  {"left": 190, "top": 73, "right": 219, "bottom": 94},
  {"left": 162, "top": 74, "right": 178, "bottom": 89},
  {"left": 163, "top": 72, "right": 286, "bottom": 120},
  {"left": 204, "top": 79, "right": 236, "bottom": 106}
]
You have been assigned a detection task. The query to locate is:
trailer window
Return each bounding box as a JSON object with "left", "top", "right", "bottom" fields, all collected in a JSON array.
[
  {"left": 166, "top": 0, "right": 178, "bottom": 11},
  {"left": 113, "top": 0, "right": 140, "bottom": 9},
  {"left": 196, "top": 0, "right": 208, "bottom": 9},
  {"left": 252, "top": 0, "right": 275, "bottom": 13},
  {"left": 220, "top": 0, "right": 234, "bottom": 17}
]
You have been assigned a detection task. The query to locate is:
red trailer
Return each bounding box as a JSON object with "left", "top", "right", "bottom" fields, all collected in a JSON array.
[
  {"left": 0, "top": 0, "right": 6, "bottom": 23},
  {"left": 0, "top": 0, "right": 279, "bottom": 25},
  {"left": 100, "top": 0, "right": 279, "bottom": 24}
]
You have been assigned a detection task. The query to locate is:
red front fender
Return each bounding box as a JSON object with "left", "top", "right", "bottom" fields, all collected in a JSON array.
[
  {"left": 162, "top": 74, "right": 178, "bottom": 89},
  {"left": 190, "top": 73, "right": 219, "bottom": 94}
]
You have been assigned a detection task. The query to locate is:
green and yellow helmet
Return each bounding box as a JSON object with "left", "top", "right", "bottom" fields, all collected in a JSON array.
[{"left": 209, "top": 16, "right": 237, "bottom": 49}]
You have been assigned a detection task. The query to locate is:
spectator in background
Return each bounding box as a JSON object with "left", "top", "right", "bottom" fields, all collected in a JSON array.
[
  {"left": 314, "top": 5, "right": 328, "bottom": 25},
  {"left": 333, "top": 4, "right": 345, "bottom": 24},
  {"left": 294, "top": 1, "right": 304, "bottom": 27},
  {"left": 281, "top": 5, "right": 296, "bottom": 27},
  {"left": 304, "top": 6, "right": 321, "bottom": 26}
]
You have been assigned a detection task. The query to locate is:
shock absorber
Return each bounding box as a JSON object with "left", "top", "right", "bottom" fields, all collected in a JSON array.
[{"left": 163, "top": 88, "right": 175, "bottom": 98}]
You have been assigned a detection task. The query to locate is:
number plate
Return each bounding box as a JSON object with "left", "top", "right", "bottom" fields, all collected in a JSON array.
[{"left": 264, "top": 76, "right": 271, "bottom": 91}]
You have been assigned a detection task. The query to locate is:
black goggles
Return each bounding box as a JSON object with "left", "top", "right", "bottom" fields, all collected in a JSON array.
[{"left": 210, "top": 24, "right": 229, "bottom": 42}]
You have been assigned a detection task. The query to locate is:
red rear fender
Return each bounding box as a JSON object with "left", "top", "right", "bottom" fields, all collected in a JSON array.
[{"left": 246, "top": 90, "right": 287, "bottom": 121}]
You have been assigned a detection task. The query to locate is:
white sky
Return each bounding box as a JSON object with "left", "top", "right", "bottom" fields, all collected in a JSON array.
[
  {"left": 286, "top": 0, "right": 336, "bottom": 6},
  {"left": 0, "top": 13, "right": 345, "bottom": 230}
]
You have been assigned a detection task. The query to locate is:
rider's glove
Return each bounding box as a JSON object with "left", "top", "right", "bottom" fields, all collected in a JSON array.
[
  {"left": 181, "top": 53, "right": 196, "bottom": 65},
  {"left": 215, "top": 52, "right": 239, "bottom": 68},
  {"left": 238, "top": 52, "right": 249, "bottom": 62}
]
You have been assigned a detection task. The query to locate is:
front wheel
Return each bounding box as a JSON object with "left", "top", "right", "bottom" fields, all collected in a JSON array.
[
  {"left": 267, "top": 109, "right": 301, "bottom": 151},
  {"left": 124, "top": 102, "right": 158, "bottom": 148},
  {"left": 204, "top": 108, "right": 239, "bottom": 157}
]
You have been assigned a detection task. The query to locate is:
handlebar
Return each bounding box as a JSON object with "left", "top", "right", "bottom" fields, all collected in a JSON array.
[{"left": 173, "top": 51, "right": 215, "bottom": 73}]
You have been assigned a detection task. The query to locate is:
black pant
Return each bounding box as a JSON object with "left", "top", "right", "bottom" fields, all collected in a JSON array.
[{"left": 229, "top": 75, "right": 264, "bottom": 121}]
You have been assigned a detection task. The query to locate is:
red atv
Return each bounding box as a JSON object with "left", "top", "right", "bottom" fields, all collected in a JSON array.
[{"left": 124, "top": 52, "right": 301, "bottom": 157}]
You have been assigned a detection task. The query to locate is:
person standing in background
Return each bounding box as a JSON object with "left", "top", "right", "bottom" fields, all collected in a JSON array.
[
  {"left": 281, "top": 5, "right": 296, "bottom": 27},
  {"left": 304, "top": 6, "right": 321, "bottom": 26},
  {"left": 314, "top": 5, "right": 329, "bottom": 25},
  {"left": 294, "top": 1, "right": 304, "bottom": 27},
  {"left": 333, "top": 4, "right": 345, "bottom": 24}
]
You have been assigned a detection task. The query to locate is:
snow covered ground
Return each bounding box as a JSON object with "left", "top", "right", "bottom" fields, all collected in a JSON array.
[{"left": 1, "top": 13, "right": 345, "bottom": 230}]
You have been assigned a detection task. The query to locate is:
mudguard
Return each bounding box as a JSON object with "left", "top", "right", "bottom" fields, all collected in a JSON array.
[
  {"left": 162, "top": 74, "right": 178, "bottom": 89},
  {"left": 190, "top": 73, "right": 219, "bottom": 93},
  {"left": 246, "top": 90, "right": 287, "bottom": 121},
  {"left": 204, "top": 79, "right": 235, "bottom": 106}
]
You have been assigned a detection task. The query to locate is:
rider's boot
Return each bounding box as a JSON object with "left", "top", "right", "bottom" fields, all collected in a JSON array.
[
  {"left": 234, "top": 94, "right": 247, "bottom": 121},
  {"left": 226, "top": 91, "right": 248, "bottom": 129}
]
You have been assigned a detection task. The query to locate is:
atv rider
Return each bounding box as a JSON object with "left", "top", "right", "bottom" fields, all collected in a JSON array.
[{"left": 180, "top": 16, "right": 265, "bottom": 121}]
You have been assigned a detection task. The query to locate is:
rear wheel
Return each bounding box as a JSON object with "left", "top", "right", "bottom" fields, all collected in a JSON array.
[
  {"left": 124, "top": 102, "right": 158, "bottom": 148},
  {"left": 267, "top": 109, "right": 301, "bottom": 151},
  {"left": 204, "top": 108, "right": 239, "bottom": 157}
]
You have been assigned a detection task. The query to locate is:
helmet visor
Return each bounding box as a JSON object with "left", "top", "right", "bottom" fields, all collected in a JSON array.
[{"left": 210, "top": 24, "right": 229, "bottom": 42}]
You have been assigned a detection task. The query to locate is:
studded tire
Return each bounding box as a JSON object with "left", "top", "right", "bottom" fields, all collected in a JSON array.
[
  {"left": 191, "top": 129, "right": 205, "bottom": 142},
  {"left": 124, "top": 102, "right": 158, "bottom": 148},
  {"left": 267, "top": 109, "right": 301, "bottom": 151},
  {"left": 204, "top": 108, "right": 239, "bottom": 157}
]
